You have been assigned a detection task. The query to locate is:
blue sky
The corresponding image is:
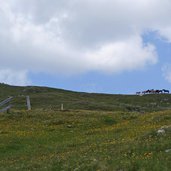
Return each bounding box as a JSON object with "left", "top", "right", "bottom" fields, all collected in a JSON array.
[
  {"left": 1, "top": 0, "right": 171, "bottom": 94},
  {"left": 29, "top": 32, "right": 171, "bottom": 94}
]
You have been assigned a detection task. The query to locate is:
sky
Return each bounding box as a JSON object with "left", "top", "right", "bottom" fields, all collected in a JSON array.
[{"left": 0, "top": 0, "right": 171, "bottom": 94}]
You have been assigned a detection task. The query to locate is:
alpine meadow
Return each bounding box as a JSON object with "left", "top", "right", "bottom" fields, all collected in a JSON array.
[{"left": 0, "top": 83, "right": 171, "bottom": 170}]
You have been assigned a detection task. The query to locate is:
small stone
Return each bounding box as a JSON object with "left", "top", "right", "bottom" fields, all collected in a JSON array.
[
  {"left": 67, "top": 125, "right": 73, "bottom": 128},
  {"left": 93, "top": 158, "right": 97, "bottom": 162},
  {"left": 165, "top": 149, "right": 171, "bottom": 153},
  {"left": 157, "top": 129, "right": 165, "bottom": 134}
]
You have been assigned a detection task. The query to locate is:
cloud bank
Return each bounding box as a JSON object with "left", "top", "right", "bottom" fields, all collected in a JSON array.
[
  {"left": 0, "top": 69, "right": 29, "bottom": 85},
  {"left": 1, "top": 0, "right": 171, "bottom": 84}
]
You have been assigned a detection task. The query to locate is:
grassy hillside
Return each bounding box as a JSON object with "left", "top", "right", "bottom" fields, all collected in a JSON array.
[
  {"left": 0, "top": 84, "right": 171, "bottom": 170},
  {"left": 0, "top": 109, "right": 171, "bottom": 170},
  {"left": 0, "top": 83, "right": 171, "bottom": 112}
]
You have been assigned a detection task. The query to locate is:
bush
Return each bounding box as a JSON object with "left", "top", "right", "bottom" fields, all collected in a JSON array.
[{"left": 103, "top": 116, "right": 117, "bottom": 125}]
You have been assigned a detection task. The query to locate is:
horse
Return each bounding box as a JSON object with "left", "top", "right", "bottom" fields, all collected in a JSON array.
[
  {"left": 148, "top": 89, "right": 155, "bottom": 94},
  {"left": 136, "top": 92, "right": 141, "bottom": 95},
  {"left": 162, "top": 89, "right": 169, "bottom": 94},
  {"left": 155, "top": 90, "right": 162, "bottom": 94},
  {"left": 142, "top": 90, "right": 150, "bottom": 95}
]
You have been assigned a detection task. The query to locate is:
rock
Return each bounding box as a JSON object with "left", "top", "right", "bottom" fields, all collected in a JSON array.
[
  {"left": 157, "top": 125, "right": 171, "bottom": 135},
  {"left": 93, "top": 158, "right": 97, "bottom": 162},
  {"left": 159, "top": 125, "right": 171, "bottom": 135},
  {"left": 157, "top": 129, "right": 165, "bottom": 135},
  {"left": 67, "top": 125, "right": 73, "bottom": 128},
  {"left": 165, "top": 149, "right": 171, "bottom": 153}
]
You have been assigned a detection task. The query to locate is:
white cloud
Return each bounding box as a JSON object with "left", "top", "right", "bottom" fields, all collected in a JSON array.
[
  {"left": 0, "top": 69, "right": 30, "bottom": 86},
  {"left": 85, "top": 35, "right": 157, "bottom": 73},
  {"left": 158, "top": 27, "right": 171, "bottom": 42},
  {"left": 1, "top": 0, "right": 171, "bottom": 84}
]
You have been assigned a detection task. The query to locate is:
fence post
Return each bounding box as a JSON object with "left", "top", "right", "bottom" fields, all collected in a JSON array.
[
  {"left": 61, "top": 104, "right": 64, "bottom": 111},
  {"left": 26, "top": 96, "right": 31, "bottom": 110},
  {"left": 0, "top": 97, "right": 13, "bottom": 113}
]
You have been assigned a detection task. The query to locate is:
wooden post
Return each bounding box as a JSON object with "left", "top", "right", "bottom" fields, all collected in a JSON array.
[
  {"left": 61, "top": 104, "right": 64, "bottom": 111},
  {"left": 0, "top": 105, "right": 12, "bottom": 113},
  {"left": 26, "top": 96, "right": 31, "bottom": 110},
  {"left": 0, "top": 97, "right": 13, "bottom": 107}
]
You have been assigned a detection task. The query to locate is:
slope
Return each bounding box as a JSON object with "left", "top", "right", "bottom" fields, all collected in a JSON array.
[{"left": 0, "top": 83, "right": 171, "bottom": 112}]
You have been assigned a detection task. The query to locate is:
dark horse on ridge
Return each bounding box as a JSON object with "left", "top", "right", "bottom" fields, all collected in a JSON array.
[{"left": 162, "top": 89, "right": 170, "bottom": 94}]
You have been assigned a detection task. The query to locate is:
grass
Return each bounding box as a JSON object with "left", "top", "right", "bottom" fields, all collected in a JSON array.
[
  {"left": 1, "top": 83, "right": 171, "bottom": 112},
  {"left": 0, "top": 109, "right": 171, "bottom": 170},
  {"left": 0, "top": 83, "right": 171, "bottom": 170}
]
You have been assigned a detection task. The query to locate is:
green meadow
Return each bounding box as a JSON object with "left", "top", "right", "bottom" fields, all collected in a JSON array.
[{"left": 0, "top": 84, "right": 171, "bottom": 170}]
